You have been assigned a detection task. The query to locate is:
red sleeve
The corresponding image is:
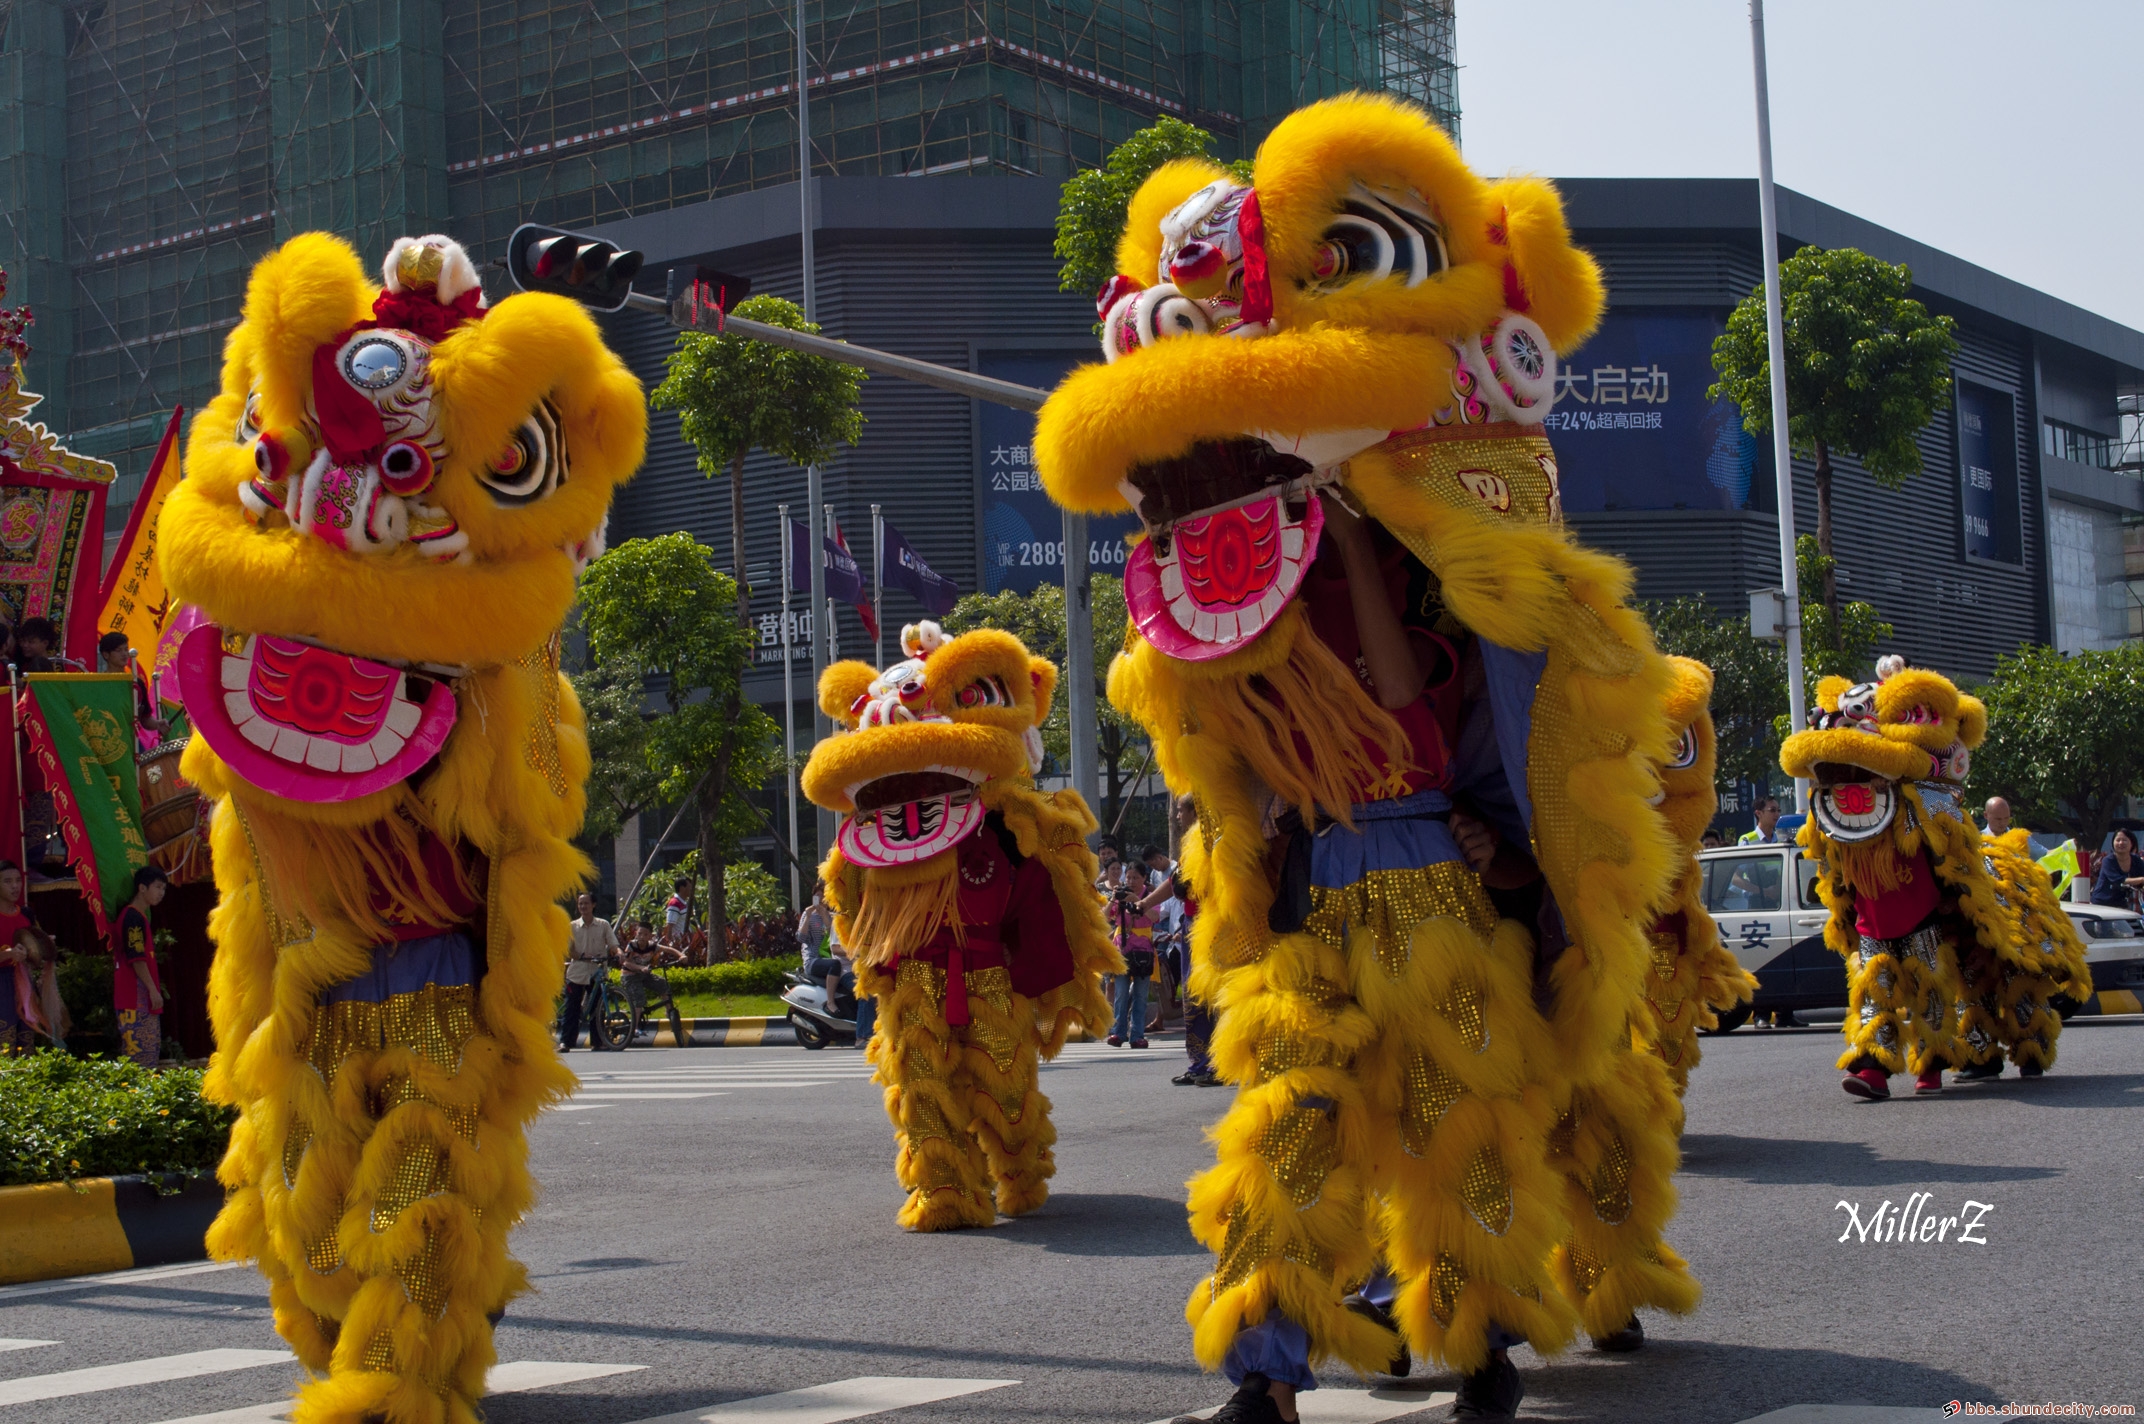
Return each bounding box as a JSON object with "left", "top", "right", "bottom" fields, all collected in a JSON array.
[{"left": 1004, "top": 853, "right": 1075, "bottom": 999}]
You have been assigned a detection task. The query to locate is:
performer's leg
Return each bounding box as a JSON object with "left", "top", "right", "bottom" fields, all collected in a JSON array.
[
  {"left": 1994, "top": 965, "right": 2062, "bottom": 1075},
  {"left": 1186, "top": 928, "right": 1393, "bottom": 1383},
  {"left": 1354, "top": 911, "right": 1577, "bottom": 1376},
  {"left": 1894, "top": 924, "right": 1962, "bottom": 1080},
  {"left": 1548, "top": 1050, "right": 1701, "bottom": 1342},
  {"left": 960, "top": 966, "right": 1055, "bottom": 1218},
  {"left": 1954, "top": 947, "right": 2008, "bottom": 1075},
  {"left": 1839, "top": 941, "right": 1912, "bottom": 1077},
  {"left": 875, "top": 960, "right": 995, "bottom": 1232}
]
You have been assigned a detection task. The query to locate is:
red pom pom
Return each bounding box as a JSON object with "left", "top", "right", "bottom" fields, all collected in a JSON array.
[
  {"left": 1167, "top": 240, "right": 1228, "bottom": 300},
  {"left": 1095, "top": 273, "right": 1144, "bottom": 319}
]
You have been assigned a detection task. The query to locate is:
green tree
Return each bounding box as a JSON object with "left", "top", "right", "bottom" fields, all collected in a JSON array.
[
  {"left": 1969, "top": 642, "right": 2144, "bottom": 846},
  {"left": 649, "top": 294, "right": 866, "bottom": 618},
  {"left": 569, "top": 651, "right": 662, "bottom": 844},
  {"left": 1710, "top": 247, "right": 1958, "bottom": 623},
  {"left": 941, "top": 575, "right": 1149, "bottom": 829},
  {"left": 1794, "top": 534, "right": 1893, "bottom": 684},
  {"left": 1055, "top": 117, "right": 1254, "bottom": 305},
  {"left": 624, "top": 850, "right": 786, "bottom": 931},
  {"left": 579, "top": 533, "right": 784, "bottom": 948},
  {"left": 1642, "top": 596, "right": 1788, "bottom": 793}
]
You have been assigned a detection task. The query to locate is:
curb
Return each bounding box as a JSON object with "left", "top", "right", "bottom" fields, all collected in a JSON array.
[
  {"left": 0, "top": 1173, "right": 222, "bottom": 1287},
  {"left": 646, "top": 1016, "right": 799, "bottom": 1047}
]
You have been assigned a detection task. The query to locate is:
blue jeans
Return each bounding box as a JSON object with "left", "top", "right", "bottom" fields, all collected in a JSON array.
[{"left": 1111, "top": 973, "right": 1149, "bottom": 1041}]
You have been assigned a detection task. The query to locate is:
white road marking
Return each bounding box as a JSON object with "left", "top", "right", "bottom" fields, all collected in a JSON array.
[
  {"left": 146, "top": 1360, "right": 648, "bottom": 1423},
  {"left": 0, "top": 1348, "right": 290, "bottom": 1407},
  {"left": 0, "top": 1343, "right": 54, "bottom": 1355},
  {"left": 570, "top": 1092, "right": 737, "bottom": 1101},
  {"left": 1151, "top": 1388, "right": 1455, "bottom": 1423},
  {"left": 624, "top": 1374, "right": 1019, "bottom": 1423},
  {"left": 1734, "top": 1407, "right": 1965, "bottom": 1424},
  {"left": 0, "top": 1259, "right": 245, "bottom": 1305}
]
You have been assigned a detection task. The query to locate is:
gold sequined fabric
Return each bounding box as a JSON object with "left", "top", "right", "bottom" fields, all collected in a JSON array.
[
  {"left": 1438, "top": 977, "right": 1490, "bottom": 1053},
  {"left": 1567, "top": 1246, "right": 1606, "bottom": 1296},
  {"left": 1589, "top": 1131, "right": 1634, "bottom": 1225},
  {"left": 519, "top": 643, "right": 568, "bottom": 799},
  {"left": 1460, "top": 1145, "right": 1514, "bottom": 1235},
  {"left": 301, "top": 984, "right": 480, "bottom": 1087},
  {"left": 1212, "top": 1202, "right": 1274, "bottom": 1296},
  {"left": 1399, "top": 1050, "right": 1467, "bottom": 1157},
  {"left": 1258, "top": 1103, "right": 1339, "bottom": 1209},
  {"left": 965, "top": 968, "right": 1018, "bottom": 1075},
  {"left": 1427, "top": 1250, "right": 1468, "bottom": 1325},
  {"left": 1305, "top": 862, "right": 1496, "bottom": 977}
]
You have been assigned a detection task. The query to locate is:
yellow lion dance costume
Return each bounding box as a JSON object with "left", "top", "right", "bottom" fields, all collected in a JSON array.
[
  {"left": 802, "top": 621, "right": 1119, "bottom": 1231},
  {"left": 1781, "top": 656, "right": 2089, "bottom": 1099},
  {"left": 1640, "top": 657, "right": 1760, "bottom": 1092},
  {"left": 1035, "top": 94, "right": 1695, "bottom": 1418},
  {"left": 161, "top": 232, "right": 643, "bottom": 1424}
]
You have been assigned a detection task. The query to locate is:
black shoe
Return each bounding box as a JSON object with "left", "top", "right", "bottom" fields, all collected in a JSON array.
[
  {"left": 1172, "top": 1070, "right": 1202, "bottom": 1086},
  {"left": 1591, "top": 1314, "right": 1644, "bottom": 1352},
  {"left": 1170, "top": 1373, "right": 1285, "bottom": 1424},
  {"left": 1343, "top": 1293, "right": 1410, "bottom": 1376},
  {"left": 1194, "top": 1070, "right": 1225, "bottom": 1086},
  {"left": 1954, "top": 1059, "right": 2003, "bottom": 1082},
  {"left": 2020, "top": 1062, "right": 2044, "bottom": 1078},
  {"left": 1453, "top": 1353, "right": 1524, "bottom": 1419}
]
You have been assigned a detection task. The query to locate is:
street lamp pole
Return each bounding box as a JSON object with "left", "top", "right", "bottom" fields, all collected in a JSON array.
[{"left": 1750, "top": 0, "right": 1809, "bottom": 811}]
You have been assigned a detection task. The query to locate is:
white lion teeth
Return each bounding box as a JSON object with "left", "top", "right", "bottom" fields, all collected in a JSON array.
[
  {"left": 1210, "top": 609, "right": 1239, "bottom": 643},
  {"left": 270, "top": 726, "right": 311, "bottom": 763},
  {"left": 305, "top": 738, "right": 342, "bottom": 772},
  {"left": 385, "top": 700, "right": 422, "bottom": 737},
  {"left": 1236, "top": 600, "right": 1266, "bottom": 639},
  {"left": 1192, "top": 609, "right": 1217, "bottom": 642},
  {"left": 341, "top": 740, "right": 379, "bottom": 774},
  {"left": 221, "top": 656, "right": 249, "bottom": 691},
  {"left": 1281, "top": 526, "right": 1306, "bottom": 559},
  {"left": 241, "top": 718, "right": 278, "bottom": 752},
  {"left": 1160, "top": 562, "right": 1184, "bottom": 600}
]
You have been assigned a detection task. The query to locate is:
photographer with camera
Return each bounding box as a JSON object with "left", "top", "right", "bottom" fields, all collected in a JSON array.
[{"left": 1106, "top": 862, "right": 1161, "bottom": 1048}]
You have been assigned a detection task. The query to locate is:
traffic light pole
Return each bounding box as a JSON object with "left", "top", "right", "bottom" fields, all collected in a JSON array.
[{"left": 623, "top": 291, "right": 1049, "bottom": 412}]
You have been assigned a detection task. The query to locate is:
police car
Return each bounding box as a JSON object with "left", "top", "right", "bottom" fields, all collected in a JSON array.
[
  {"left": 2061, "top": 901, "right": 2144, "bottom": 1015},
  {"left": 1694, "top": 840, "right": 1842, "bottom": 1030}
]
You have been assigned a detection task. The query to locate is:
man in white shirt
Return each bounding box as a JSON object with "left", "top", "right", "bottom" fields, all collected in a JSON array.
[
  {"left": 1983, "top": 796, "right": 2013, "bottom": 837},
  {"left": 561, "top": 892, "right": 618, "bottom": 1051},
  {"left": 1738, "top": 795, "right": 1787, "bottom": 845}
]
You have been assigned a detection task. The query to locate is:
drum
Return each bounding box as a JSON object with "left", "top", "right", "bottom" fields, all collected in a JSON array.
[{"left": 137, "top": 739, "right": 198, "bottom": 849}]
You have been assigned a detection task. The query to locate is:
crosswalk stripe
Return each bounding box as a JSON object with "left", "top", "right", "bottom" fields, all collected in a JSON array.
[
  {"left": 0, "top": 1347, "right": 290, "bottom": 1407},
  {"left": 145, "top": 1360, "right": 648, "bottom": 1424},
  {"left": 1150, "top": 1387, "right": 1455, "bottom": 1423},
  {"left": 0, "top": 1344, "right": 53, "bottom": 1356},
  {"left": 571, "top": 1092, "right": 735, "bottom": 1101},
  {"left": 0, "top": 1259, "right": 244, "bottom": 1305},
  {"left": 623, "top": 1375, "right": 1019, "bottom": 1423}
]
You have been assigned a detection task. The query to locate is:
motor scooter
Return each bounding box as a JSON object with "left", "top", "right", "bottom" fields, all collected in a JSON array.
[{"left": 782, "top": 965, "right": 858, "bottom": 1050}]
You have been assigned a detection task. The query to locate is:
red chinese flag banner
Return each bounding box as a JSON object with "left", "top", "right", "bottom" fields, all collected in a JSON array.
[
  {"left": 20, "top": 673, "right": 149, "bottom": 932},
  {"left": 98, "top": 405, "right": 183, "bottom": 697},
  {"left": 0, "top": 357, "right": 115, "bottom": 665}
]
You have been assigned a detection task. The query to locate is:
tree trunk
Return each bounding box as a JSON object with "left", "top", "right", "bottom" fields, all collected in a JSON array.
[
  {"left": 1100, "top": 723, "right": 1123, "bottom": 837},
  {"left": 730, "top": 449, "right": 750, "bottom": 623},
  {"left": 697, "top": 685, "right": 745, "bottom": 957},
  {"left": 1813, "top": 438, "right": 1837, "bottom": 623}
]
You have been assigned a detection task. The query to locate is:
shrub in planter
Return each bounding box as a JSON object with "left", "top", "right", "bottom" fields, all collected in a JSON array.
[
  {"left": 662, "top": 957, "right": 791, "bottom": 1000},
  {"left": 0, "top": 1051, "right": 235, "bottom": 1188}
]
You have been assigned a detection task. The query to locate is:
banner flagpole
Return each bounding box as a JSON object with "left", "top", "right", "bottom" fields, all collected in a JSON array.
[
  {"left": 778, "top": 503, "right": 800, "bottom": 910},
  {"left": 823, "top": 502, "right": 839, "bottom": 662},
  {"left": 871, "top": 502, "right": 884, "bottom": 668}
]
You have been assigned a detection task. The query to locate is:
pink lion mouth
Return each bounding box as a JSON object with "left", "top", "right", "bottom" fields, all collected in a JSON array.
[
  {"left": 174, "top": 620, "right": 459, "bottom": 803},
  {"left": 1125, "top": 492, "right": 1320, "bottom": 662}
]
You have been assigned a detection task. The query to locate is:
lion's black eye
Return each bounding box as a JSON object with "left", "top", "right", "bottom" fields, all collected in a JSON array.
[
  {"left": 1311, "top": 188, "right": 1447, "bottom": 292},
  {"left": 477, "top": 399, "right": 567, "bottom": 505}
]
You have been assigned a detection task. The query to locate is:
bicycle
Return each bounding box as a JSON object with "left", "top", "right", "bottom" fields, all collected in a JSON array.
[{"left": 578, "top": 973, "right": 635, "bottom": 1051}]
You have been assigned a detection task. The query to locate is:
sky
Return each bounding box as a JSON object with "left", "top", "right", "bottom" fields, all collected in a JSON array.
[{"left": 1458, "top": 1, "right": 2144, "bottom": 332}]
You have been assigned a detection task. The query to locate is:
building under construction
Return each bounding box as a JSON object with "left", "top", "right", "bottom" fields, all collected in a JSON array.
[{"left": 0, "top": 0, "right": 1459, "bottom": 490}]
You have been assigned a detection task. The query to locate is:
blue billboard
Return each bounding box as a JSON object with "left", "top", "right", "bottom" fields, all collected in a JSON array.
[
  {"left": 976, "top": 351, "right": 1139, "bottom": 594},
  {"left": 1542, "top": 312, "right": 1763, "bottom": 513}
]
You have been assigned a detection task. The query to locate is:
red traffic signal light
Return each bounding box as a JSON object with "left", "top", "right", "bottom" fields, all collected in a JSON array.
[{"left": 505, "top": 224, "right": 645, "bottom": 312}]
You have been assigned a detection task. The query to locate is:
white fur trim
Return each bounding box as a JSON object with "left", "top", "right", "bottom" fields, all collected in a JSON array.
[{"left": 383, "top": 235, "right": 485, "bottom": 306}]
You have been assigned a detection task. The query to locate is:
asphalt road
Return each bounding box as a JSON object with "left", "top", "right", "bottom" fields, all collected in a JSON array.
[{"left": 5, "top": 1019, "right": 2141, "bottom": 1424}]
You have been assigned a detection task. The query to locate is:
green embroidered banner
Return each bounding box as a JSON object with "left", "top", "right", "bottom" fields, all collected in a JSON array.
[{"left": 21, "top": 673, "right": 148, "bottom": 930}]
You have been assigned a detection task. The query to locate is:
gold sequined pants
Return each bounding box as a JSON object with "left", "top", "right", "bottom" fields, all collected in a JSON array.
[
  {"left": 261, "top": 944, "right": 513, "bottom": 1424},
  {"left": 867, "top": 958, "right": 1055, "bottom": 1231},
  {"left": 1955, "top": 952, "right": 2062, "bottom": 1073},
  {"left": 1840, "top": 922, "right": 1960, "bottom": 1075},
  {"left": 1184, "top": 862, "right": 1580, "bottom": 1380}
]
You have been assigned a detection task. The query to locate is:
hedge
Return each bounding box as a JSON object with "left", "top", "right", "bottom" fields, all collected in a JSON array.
[
  {"left": 658, "top": 957, "right": 792, "bottom": 999},
  {"left": 0, "top": 1051, "right": 235, "bottom": 1188}
]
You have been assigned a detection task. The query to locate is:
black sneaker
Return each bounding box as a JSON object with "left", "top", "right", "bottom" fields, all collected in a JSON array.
[
  {"left": 1954, "top": 1059, "right": 2003, "bottom": 1082},
  {"left": 1170, "top": 1373, "right": 1286, "bottom": 1424},
  {"left": 1172, "top": 1070, "right": 1202, "bottom": 1086},
  {"left": 1591, "top": 1315, "right": 1644, "bottom": 1352},
  {"left": 1452, "top": 1352, "right": 1524, "bottom": 1419},
  {"left": 1343, "top": 1293, "right": 1410, "bottom": 1376},
  {"left": 2020, "top": 1062, "right": 2044, "bottom": 1079},
  {"left": 1194, "top": 1070, "right": 1225, "bottom": 1086}
]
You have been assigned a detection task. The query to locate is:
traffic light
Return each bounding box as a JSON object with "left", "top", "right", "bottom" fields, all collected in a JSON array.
[
  {"left": 505, "top": 224, "right": 645, "bottom": 311},
  {"left": 666, "top": 264, "right": 753, "bottom": 330}
]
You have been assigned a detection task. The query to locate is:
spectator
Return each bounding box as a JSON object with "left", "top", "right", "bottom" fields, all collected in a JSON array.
[
  {"left": 1106, "top": 862, "right": 1160, "bottom": 1048},
  {"left": 1738, "top": 796, "right": 1787, "bottom": 845},
  {"left": 620, "top": 923, "right": 687, "bottom": 1043},
  {"left": 664, "top": 876, "right": 696, "bottom": 944},
  {"left": 559, "top": 892, "right": 617, "bottom": 1051},
  {"left": 0, "top": 861, "right": 40, "bottom": 1053},
  {"left": 20, "top": 926, "right": 66, "bottom": 1050},
  {"left": 1094, "top": 838, "right": 1124, "bottom": 892},
  {"left": 114, "top": 865, "right": 168, "bottom": 1067},
  {"left": 1700, "top": 828, "right": 1725, "bottom": 850},
  {"left": 14, "top": 616, "right": 69, "bottom": 674},
  {"left": 798, "top": 884, "right": 832, "bottom": 966},
  {"left": 1983, "top": 797, "right": 2013, "bottom": 837},
  {"left": 2091, "top": 828, "right": 2144, "bottom": 910},
  {"left": 1137, "top": 845, "right": 1181, "bottom": 1032},
  {"left": 99, "top": 631, "right": 165, "bottom": 748}
]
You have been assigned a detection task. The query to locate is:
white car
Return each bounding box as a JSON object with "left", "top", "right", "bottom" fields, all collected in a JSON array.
[
  {"left": 2061, "top": 901, "right": 2144, "bottom": 1015},
  {"left": 1695, "top": 843, "right": 1841, "bottom": 1029}
]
